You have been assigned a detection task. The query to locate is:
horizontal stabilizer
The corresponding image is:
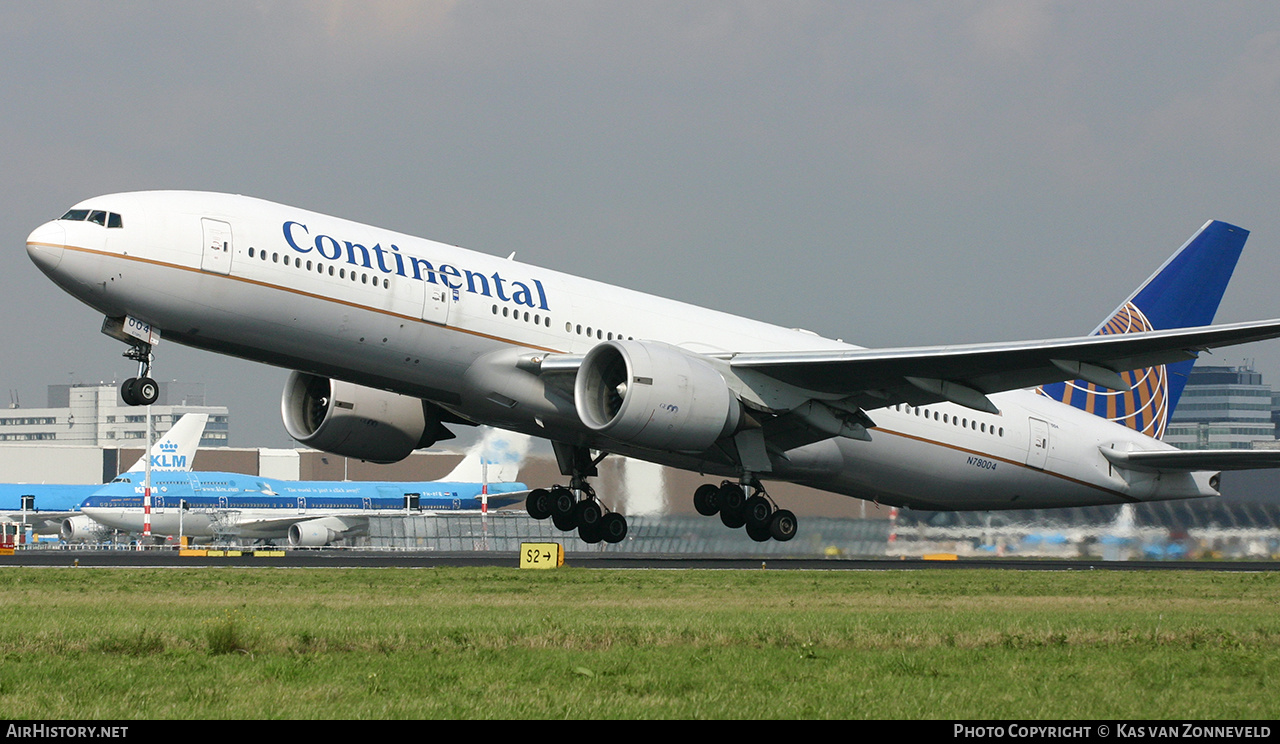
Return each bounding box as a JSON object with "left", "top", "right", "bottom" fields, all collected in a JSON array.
[{"left": 1100, "top": 448, "right": 1280, "bottom": 473}]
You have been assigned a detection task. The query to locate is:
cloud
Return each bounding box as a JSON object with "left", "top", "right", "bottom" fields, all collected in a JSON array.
[{"left": 965, "top": 0, "right": 1055, "bottom": 62}]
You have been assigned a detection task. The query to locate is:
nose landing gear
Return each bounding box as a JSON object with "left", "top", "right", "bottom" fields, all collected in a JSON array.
[{"left": 120, "top": 342, "right": 158, "bottom": 406}]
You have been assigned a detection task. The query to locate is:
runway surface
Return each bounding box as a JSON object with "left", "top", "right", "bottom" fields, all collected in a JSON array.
[{"left": 3, "top": 549, "right": 1278, "bottom": 571}]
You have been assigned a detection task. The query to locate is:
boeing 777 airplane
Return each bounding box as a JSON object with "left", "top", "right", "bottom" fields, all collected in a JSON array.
[
  {"left": 26, "top": 192, "right": 1280, "bottom": 545},
  {"left": 67, "top": 428, "right": 530, "bottom": 546},
  {"left": 0, "top": 412, "right": 206, "bottom": 534}
]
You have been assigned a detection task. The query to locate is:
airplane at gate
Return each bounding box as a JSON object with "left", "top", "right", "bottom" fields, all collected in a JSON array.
[
  {"left": 25, "top": 191, "right": 1280, "bottom": 545},
  {"left": 0, "top": 412, "right": 207, "bottom": 534},
  {"left": 68, "top": 428, "right": 530, "bottom": 546}
]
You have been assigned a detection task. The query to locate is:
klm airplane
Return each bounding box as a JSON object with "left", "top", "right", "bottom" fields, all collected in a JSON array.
[
  {"left": 0, "top": 413, "right": 206, "bottom": 534},
  {"left": 68, "top": 428, "right": 530, "bottom": 546}
]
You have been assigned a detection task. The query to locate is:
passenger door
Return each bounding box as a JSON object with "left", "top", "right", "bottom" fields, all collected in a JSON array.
[{"left": 200, "top": 218, "right": 233, "bottom": 275}]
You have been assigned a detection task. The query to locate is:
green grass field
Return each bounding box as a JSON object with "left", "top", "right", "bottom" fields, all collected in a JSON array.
[{"left": 0, "top": 567, "right": 1276, "bottom": 719}]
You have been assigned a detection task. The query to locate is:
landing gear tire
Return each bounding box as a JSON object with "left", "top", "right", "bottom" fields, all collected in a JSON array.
[
  {"left": 121, "top": 376, "right": 158, "bottom": 406},
  {"left": 135, "top": 377, "right": 159, "bottom": 405},
  {"left": 693, "top": 484, "right": 720, "bottom": 516},
  {"left": 719, "top": 508, "right": 746, "bottom": 529},
  {"left": 578, "top": 522, "right": 604, "bottom": 544},
  {"left": 526, "top": 488, "right": 552, "bottom": 520},
  {"left": 573, "top": 499, "right": 602, "bottom": 529},
  {"left": 550, "top": 486, "right": 575, "bottom": 517},
  {"left": 718, "top": 483, "right": 746, "bottom": 529},
  {"left": 718, "top": 483, "right": 746, "bottom": 513},
  {"left": 745, "top": 520, "right": 773, "bottom": 542},
  {"left": 552, "top": 509, "right": 577, "bottom": 532},
  {"left": 744, "top": 495, "right": 773, "bottom": 528},
  {"left": 601, "top": 513, "right": 628, "bottom": 544},
  {"left": 769, "top": 509, "right": 798, "bottom": 542},
  {"left": 121, "top": 378, "right": 139, "bottom": 406}
]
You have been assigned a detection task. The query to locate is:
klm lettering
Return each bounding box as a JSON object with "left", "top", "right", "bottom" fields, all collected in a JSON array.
[
  {"left": 151, "top": 454, "right": 188, "bottom": 469},
  {"left": 283, "top": 221, "right": 549, "bottom": 310}
]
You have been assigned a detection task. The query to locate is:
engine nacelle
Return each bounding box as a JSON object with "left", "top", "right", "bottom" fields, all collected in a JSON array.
[
  {"left": 281, "top": 372, "right": 448, "bottom": 464},
  {"left": 575, "top": 340, "right": 740, "bottom": 452},
  {"left": 288, "top": 517, "right": 350, "bottom": 547},
  {"left": 61, "top": 515, "right": 108, "bottom": 542}
]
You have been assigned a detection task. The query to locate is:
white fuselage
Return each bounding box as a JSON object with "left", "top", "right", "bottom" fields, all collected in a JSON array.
[{"left": 26, "top": 191, "right": 1212, "bottom": 512}]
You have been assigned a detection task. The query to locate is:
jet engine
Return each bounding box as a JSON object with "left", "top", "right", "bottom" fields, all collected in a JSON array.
[
  {"left": 60, "top": 515, "right": 108, "bottom": 542},
  {"left": 281, "top": 372, "right": 451, "bottom": 464},
  {"left": 575, "top": 340, "right": 740, "bottom": 452},
  {"left": 288, "top": 517, "right": 350, "bottom": 547}
]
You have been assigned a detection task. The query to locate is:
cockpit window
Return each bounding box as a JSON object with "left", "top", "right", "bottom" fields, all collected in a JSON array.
[{"left": 59, "top": 209, "right": 124, "bottom": 228}]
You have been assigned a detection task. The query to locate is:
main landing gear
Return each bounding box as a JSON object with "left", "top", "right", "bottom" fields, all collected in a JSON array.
[
  {"left": 693, "top": 479, "right": 797, "bottom": 542},
  {"left": 120, "top": 342, "right": 159, "bottom": 407},
  {"left": 525, "top": 445, "right": 628, "bottom": 544}
]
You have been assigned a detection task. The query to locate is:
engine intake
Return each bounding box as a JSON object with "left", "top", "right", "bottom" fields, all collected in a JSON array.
[
  {"left": 281, "top": 372, "right": 450, "bottom": 464},
  {"left": 575, "top": 340, "right": 740, "bottom": 452},
  {"left": 61, "top": 515, "right": 107, "bottom": 542},
  {"left": 288, "top": 517, "right": 350, "bottom": 547}
]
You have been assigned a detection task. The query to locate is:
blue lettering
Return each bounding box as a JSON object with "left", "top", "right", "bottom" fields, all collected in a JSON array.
[
  {"left": 283, "top": 221, "right": 310, "bottom": 253},
  {"left": 464, "top": 270, "right": 491, "bottom": 296},
  {"left": 511, "top": 281, "right": 535, "bottom": 308},
  {"left": 278, "top": 221, "right": 552, "bottom": 310},
  {"left": 315, "top": 235, "right": 341, "bottom": 261},
  {"left": 437, "top": 264, "right": 462, "bottom": 290},
  {"left": 371, "top": 244, "right": 394, "bottom": 274},
  {"left": 491, "top": 272, "right": 511, "bottom": 301},
  {"left": 390, "top": 245, "right": 407, "bottom": 277},
  {"left": 410, "top": 257, "right": 437, "bottom": 283},
  {"left": 344, "top": 241, "right": 373, "bottom": 269}
]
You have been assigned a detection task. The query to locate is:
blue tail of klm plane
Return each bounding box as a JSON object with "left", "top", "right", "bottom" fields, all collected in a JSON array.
[{"left": 1038, "top": 220, "right": 1249, "bottom": 439}]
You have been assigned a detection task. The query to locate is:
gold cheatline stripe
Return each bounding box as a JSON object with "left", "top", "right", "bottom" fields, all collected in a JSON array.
[{"left": 41, "top": 242, "right": 566, "bottom": 355}]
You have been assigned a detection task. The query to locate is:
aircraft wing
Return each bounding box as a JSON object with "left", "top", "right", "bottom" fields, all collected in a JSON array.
[
  {"left": 1100, "top": 448, "right": 1280, "bottom": 473},
  {"left": 728, "top": 318, "right": 1280, "bottom": 414},
  {"left": 0, "top": 510, "right": 76, "bottom": 531}
]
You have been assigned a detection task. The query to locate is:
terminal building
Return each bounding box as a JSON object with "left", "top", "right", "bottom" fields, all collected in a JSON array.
[
  {"left": 1164, "top": 364, "right": 1277, "bottom": 450},
  {"left": 0, "top": 383, "right": 229, "bottom": 449}
]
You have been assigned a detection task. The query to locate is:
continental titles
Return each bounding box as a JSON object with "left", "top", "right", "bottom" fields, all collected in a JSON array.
[{"left": 282, "top": 221, "right": 549, "bottom": 310}]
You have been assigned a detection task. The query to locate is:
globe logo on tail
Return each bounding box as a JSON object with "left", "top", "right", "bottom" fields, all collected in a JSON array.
[{"left": 1037, "top": 302, "right": 1171, "bottom": 439}]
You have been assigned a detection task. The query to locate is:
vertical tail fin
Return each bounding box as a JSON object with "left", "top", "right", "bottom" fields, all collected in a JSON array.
[
  {"left": 1038, "top": 220, "right": 1248, "bottom": 438},
  {"left": 123, "top": 412, "right": 208, "bottom": 473}
]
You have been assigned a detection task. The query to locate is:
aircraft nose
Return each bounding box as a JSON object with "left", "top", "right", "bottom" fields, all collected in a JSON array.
[{"left": 26, "top": 221, "right": 66, "bottom": 274}]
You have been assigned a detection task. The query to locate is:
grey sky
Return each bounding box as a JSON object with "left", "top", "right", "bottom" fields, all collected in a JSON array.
[{"left": 4, "top": 2, "right": 1280, "bottom": 448}]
